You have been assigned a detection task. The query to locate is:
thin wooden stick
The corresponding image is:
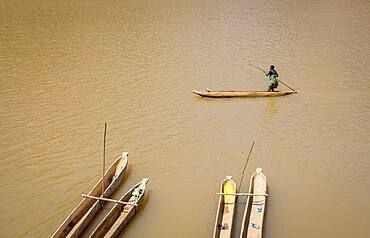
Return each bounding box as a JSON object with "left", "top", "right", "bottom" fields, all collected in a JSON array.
[
  {"left": 277, "top": 80, "right": 296, "bottom": 92},
  {"left": 217, "top": 193, "right": 268, "bottom": 196},
  {"left": 82, "top": 194, "right": 138, "bottom": 206},
  {"left": 249, "top": 64, "right": 266, "bottom": 74},
  {"left": 249, "top": 63, "right": 297, "bottom": 92},
  {"left": 101, "top": 122, "right": 107, "bottom": 209},
  {"left": 238, "top": 141, "right": 255, "bottom": 192}
]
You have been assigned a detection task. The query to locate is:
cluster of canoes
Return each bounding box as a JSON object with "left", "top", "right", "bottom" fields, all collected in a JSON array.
[
  {"left": 51, "top": 86, "right": 282, "bottom": 237},
  {"left": 50, "top": 78, "right": 293, "bottom": 237},
  {"left": 52, "top": 153, "right": 267, "bottom": 238},
  {"left": 51, "top": 152, "right": 149, "bottom": 238},
  {"left": 214, "top": 168, "right": 267, "bottom": 238}
]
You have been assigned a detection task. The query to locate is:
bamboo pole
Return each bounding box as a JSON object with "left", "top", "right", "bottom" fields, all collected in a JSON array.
[
  {"left": 249, "top": 64, "right": 267, "bottom": 75},
  {"left": 82, "top": 194, "right": 138, "bottom": 206},
  {"left": 101, "top": 122, "right": 107, "bottom": 209},
  {"left": 217, "top": 193, "right": 268, "bottom": 196},
  {"left": 237, "top": 141, "right": 255, "bottom": 192},
  {"left": 277, "top": 79, "right": 296, "bottom": 92}
]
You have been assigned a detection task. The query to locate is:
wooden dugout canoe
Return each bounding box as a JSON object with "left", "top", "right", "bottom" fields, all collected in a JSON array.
[
  {"left": 192, "top": 89, "right": 297, "bottom": 98},
  {"left": 90, "top": 178, "right": 149, "bottom": 238},
  {"left": 51, "top": 152, "right": 128, "bottom": 238},
  {"left": 213, "top": 176, "right": 237, "bottom": 238},
  {"left": 240, "top": 168, "right": 267, "bottom": 238}
]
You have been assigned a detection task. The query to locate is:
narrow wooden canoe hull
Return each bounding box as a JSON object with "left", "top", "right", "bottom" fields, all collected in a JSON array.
[
  {"left": 240, "top": 168, "right": 267, "bottom": 238},
  {"left": 90, "top": 178, "right": 149, "bottom": 238},
  {"left": 213, "top": 176, "right": 237, "bottom": 238},
  {"left": 192, "top": 90, "right": 297, "bottom": 98},
  {"left": 51, "top": 152, "right": 128, "bottom": 238}
]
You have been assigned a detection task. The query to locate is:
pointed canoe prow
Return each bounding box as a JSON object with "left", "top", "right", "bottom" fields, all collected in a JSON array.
[
  {"left": 142, "top": 178, "right": 149, "bottom": 185},
  {"left": 114, "top": 152, "right": 128, "bottom": 177},
  {"left": 122, "top": 152, "right": 129, "bottom": 159}
]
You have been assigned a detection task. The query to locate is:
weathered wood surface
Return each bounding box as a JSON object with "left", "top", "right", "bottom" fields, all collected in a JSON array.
[
  {"left": 240, "top": 168, "right": 267, "bottom": 238},
  {"left": 89, "top": 178, "right": 149, "bottom": 238},
  {"left": 51, "top": 152, "right": 128, "bottom": 238},
  {"left": 213, "top": 176, "right": 237, "bottom": 238},
  {"left": 192, "top": 90, "right": 297, "bottom": 98}
]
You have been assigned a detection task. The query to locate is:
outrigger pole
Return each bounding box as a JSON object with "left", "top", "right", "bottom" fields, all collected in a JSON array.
[{"left": 81, "top": 194, "right": 138, "bottom": 206}]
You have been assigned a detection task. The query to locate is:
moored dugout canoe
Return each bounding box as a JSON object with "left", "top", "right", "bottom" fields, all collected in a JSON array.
[
  {"left": 192, "top": 89, "right": 297, "bottom": 98},
  {"left": 213, "top": 176, "right": 237, "bottom": 238},
  {"left": 90, "top": 178, "right": 149, "bottom": 238},
  {"left": 240, "top": 168, "right": 267, "bottom": 238},
  {"left": 51, "top": 152, "right": 128, "bottom": 238}
]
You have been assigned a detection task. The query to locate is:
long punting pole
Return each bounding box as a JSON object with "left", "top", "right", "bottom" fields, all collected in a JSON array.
[
  {"left": 81, "top": 194, "right": 138, "bottom": 206},
  {"left": 248, "top": 63, "right": 297, "bottom": 92},
  {"left": 237, "top": 141, "right": 255, "bottom": 192},
  {"left": 217, "top": 193, "right": 268, "bottom": 196},
  {"left": 101, "top": 122, "right": 107, "bottom": 208}
]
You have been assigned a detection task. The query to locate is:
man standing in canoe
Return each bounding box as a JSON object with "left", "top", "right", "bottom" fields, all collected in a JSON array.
[{"left": 266, "top": 65, "right": 279, "bottom": 91}]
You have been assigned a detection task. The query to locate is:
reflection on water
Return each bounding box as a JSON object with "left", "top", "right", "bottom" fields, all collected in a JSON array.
[
  {"left": 266, "top": 98, "right": 278, "bottom": 117},
  {"left": 0, "top": 0, "right": 370, "bottom": 237}
]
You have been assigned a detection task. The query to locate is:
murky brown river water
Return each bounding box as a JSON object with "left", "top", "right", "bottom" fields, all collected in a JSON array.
[{"left": 1, "top": 0, "right": 370, "bottom": 237}]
